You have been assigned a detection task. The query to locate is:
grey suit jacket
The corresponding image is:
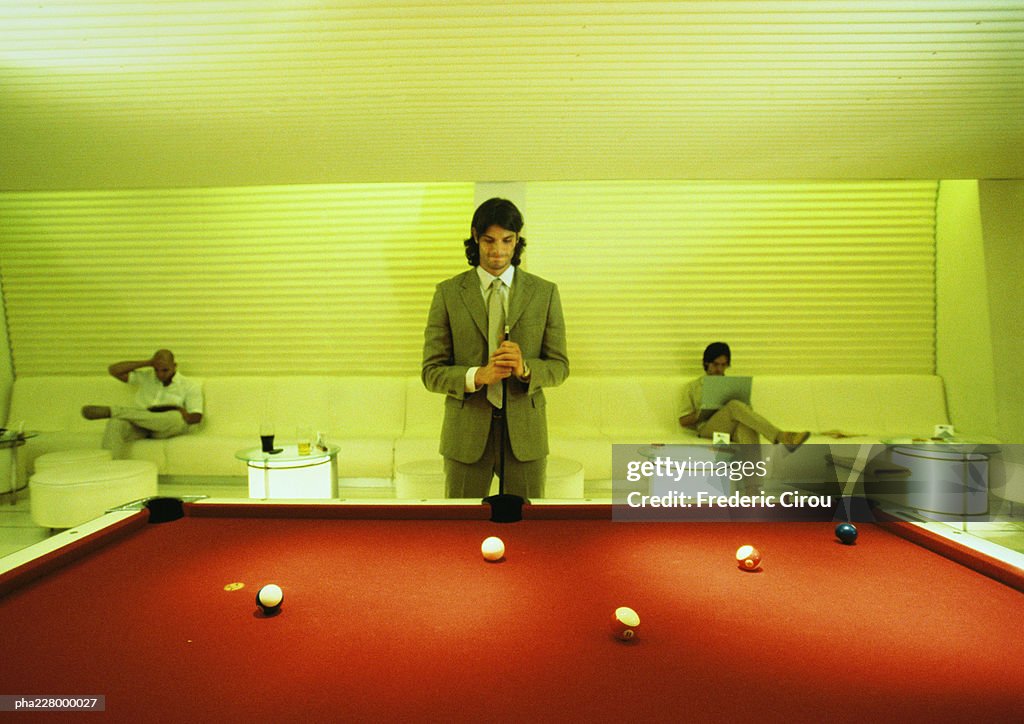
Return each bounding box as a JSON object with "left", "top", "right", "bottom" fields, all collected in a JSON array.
[{"left": 422, "top": 268, "right": 569, "bottom": 463}]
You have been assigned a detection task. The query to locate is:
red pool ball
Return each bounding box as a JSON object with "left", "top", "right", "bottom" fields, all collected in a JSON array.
[
  {"left": 610, "top": 606, "right": 640, "bottom": 640},
  {"left": 736, "top": 545, "right": 761, "bottom": 571}
]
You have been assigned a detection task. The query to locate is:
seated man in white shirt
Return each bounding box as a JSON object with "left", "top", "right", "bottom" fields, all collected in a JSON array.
[{"left": 82, "top": 349, "right": 204, "bottom": 458}]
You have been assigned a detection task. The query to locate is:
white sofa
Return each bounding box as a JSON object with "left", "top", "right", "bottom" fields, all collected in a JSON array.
[
  {"left": 546, "top": 374, "right": 957, "bottom": 481},
  {"left": 6, "top": 373, "right": 974, "bottom": 496},
  {"left": 7, "top": 375, "right": 406, "bottom": 481}
]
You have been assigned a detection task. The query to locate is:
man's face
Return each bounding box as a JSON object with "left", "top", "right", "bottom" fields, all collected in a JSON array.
[
  {"left": 705, "top": 355, "right": 729, "bottom": 376},
  {"left": 153, "top": 357, "right": 177, "bottom": 385},
  {"left": 474, "top": 224, "right": 518, "bottom": 277}
]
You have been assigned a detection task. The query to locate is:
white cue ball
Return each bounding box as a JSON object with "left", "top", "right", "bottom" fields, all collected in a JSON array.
[
  {"left": 481, "top": 536, "right": 505, "bottom": 561},
  {"left": 257, "top": 583, "right": 284, "bottom": 611}
]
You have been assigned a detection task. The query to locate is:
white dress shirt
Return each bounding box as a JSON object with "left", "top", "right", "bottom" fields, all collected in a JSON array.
[{"left": 465, "top": 265, "right": 522, "bottom": 392}]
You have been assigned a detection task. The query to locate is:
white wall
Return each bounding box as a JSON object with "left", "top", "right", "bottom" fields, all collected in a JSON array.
[
  {"left": 979, "top": 180, "right": 1024, "bottom": 443},
  {"left": 935, "top": 181, "right": 998, "bottom": 438},
  {"left": 0, "top": 290, "right": 11, "bottom": 423}
]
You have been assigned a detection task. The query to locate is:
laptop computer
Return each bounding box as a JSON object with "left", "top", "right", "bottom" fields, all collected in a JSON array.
[{"left": 700, "top": 375, "right": 752, "bottom": 411}]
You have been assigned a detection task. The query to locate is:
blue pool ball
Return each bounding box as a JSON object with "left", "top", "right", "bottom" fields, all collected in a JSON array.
[{"left": 835, "top": 523, "right": 858, "bottom": 545}]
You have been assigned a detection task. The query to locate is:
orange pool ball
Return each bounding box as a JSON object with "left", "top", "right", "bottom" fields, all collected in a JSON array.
[
  {"left": 736, "top": 544, "right": 762, "bottom": 571},
  {"left": 610, "top": 606, "right": 640, "bottom": 640}
]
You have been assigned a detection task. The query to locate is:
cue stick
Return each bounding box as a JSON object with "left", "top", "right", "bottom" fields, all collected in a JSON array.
[
  {"left": 484, "top": 325, "right": 525, "bottom": 521},
  {"left": 497, "top": 325, "right": 510, "bottom": 495}
]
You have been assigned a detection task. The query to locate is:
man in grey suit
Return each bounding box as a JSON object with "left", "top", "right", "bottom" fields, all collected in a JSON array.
[{"left": 422, "top": 198, "right": 569, "bottom": 499}]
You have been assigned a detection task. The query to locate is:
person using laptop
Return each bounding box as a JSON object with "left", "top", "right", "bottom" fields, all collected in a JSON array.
[{"left": 678, "top": 342, "right": 809, "bottom": 450}]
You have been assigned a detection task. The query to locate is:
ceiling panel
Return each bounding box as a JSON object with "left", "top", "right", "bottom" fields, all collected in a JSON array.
[{"left": 1, "top": 1, "right": 1021, "bottom": 189}]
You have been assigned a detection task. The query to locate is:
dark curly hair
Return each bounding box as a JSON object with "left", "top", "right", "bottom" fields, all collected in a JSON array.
[{"left": 463, "top": 198, "right": 527, "bottom": 267}]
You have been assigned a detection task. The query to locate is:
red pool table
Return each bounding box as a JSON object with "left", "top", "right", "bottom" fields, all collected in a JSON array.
[{"left": 1, "top": 500, "right": 1022, "bottom": 723}]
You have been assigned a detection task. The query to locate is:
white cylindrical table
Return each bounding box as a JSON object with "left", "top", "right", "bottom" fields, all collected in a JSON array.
[{"left": 236, "top": 444, "right": 340, "bottom": 499}]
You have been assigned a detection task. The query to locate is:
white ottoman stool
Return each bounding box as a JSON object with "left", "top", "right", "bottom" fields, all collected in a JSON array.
[
  {"left": 30, "top": 459, "right": 158, "bottom": 529},
  {"left": 394, "top": 458, "right": 445, "bottom": 499},
  {"left": 394, "top": 456, "right": 585, "bottom": 500},
  {"left": 34, "top": 448, "right": 113, "bottom": 474},
  {"left": 546, "top": 457, "right": 585, "bottom": 499}
]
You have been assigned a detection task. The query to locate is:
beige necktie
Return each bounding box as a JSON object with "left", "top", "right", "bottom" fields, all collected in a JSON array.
[{"left": 487, "top": 278, "right": 505, "bottom": 408}]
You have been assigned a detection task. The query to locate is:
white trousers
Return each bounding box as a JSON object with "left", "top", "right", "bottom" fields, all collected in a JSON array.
[{"left": 103, "top": 407, "right": 189, "bottom": 459}]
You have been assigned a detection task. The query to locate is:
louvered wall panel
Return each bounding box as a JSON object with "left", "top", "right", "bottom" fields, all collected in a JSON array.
[
  {"left": 525, "top": 181, "right": 938, "bottom": 375},
  {"left": 0, "top": 180, "right": 937, "bottom": 378},
  {"left": 0, "top": 184, "right": 474, "bottom": 376}
]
